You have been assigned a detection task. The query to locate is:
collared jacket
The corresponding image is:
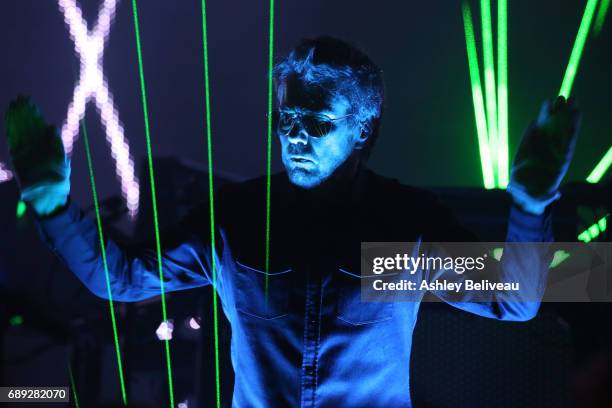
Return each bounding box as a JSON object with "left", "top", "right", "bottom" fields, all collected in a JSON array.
[{"left": 35, "top": 168, "right": 553, "bottom": 407}]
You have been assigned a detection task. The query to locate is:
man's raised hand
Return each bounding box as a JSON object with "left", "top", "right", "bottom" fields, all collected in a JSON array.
[
  {"left": 5, "top": 96, "right": 71, "bottom": 216},
  {"left": 507, "top": 96, "right": 581, "bottom": 215}
]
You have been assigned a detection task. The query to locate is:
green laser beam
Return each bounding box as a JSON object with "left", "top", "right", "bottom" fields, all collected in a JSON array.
[
  {"left": 559, "top": 0, "right": 599, "bottom": 98},
  {"left": 586, "top": 146, "right": 612, "bottom": 183},
  {"left": 577, "top": 214, "right": 609, "bottom": 242},
  {"left": 130, "top": 1, "right": 175, "bottom": 406},
  {"left": 9, "top": 315, "right": 23, "bottom": 326},
  {"left": 491, "top": 247, "right": 503, "bottom": 261},
  {"left": 265, "top": 0, "right": 275, "bottom": 305},
  {"left": 80, "top": 117, "right": 127, "bottom": 406},
  {"left": 200, "top": 1, "right": 221, "bottom": 406},
  {"left": 550, "top": 250, "right": 571, "bottom": 269},
  {"left": 577, "top": 230, "right": 591, "bottom": 242},
  {"left": 480, "top": 0, "right": 499, "bottom": 184},
  {"left": 462, "top": 2, "right": 496, "bottom": 189},
  {"left": 68, "top": 362, "right": 80, "bottom": 408},
  {"left": 497, "top": 0, "right": 509, "bottom": 188},
  {"left": 492, "top": 248, "right": 571, "bottom": 269},
  {"left": 593, "top": 0, "right": 610, "bottom": 35},
  {"left": 16, "top": 200, "right": 26, "bottom": 218},
  {"left": 599, "top": 215, "right": 607, "bottom": 231}
]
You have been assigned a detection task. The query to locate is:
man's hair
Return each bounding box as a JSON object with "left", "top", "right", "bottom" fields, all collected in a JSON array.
[{"left": 273, "top": 36, "right": 384, "bottom": 158}]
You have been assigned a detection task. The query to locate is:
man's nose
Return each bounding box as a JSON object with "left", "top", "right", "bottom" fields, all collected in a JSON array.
[{"left": 287, "top": 123, "right": 309, "bottom": 144}]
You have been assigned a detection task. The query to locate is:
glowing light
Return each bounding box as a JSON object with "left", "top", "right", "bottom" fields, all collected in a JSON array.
[
  {"left": 550, "top": 250, "right": 571, "bottom": 269},
  {"left": 577, "top": 214, "right": 609, "bottom": 242},
  {"left": 559, "top": 0, "right": 599, "bottom": 98},
  {"left": 497, "top": 0, "right": 509, "bottom": 188},
  {"left": 480, "top": 0, "right": 498, "bottom": 184},
  {"left": 265, "top": 0, "right": 275, "bottom": 298},
  {"left": 57, "top": 0, "right": 140, "bottom": 217},
  {"left": 586, "top": 146, "right": 611, "bottom": 183},
  {"left": 131, "top": 0, "right": 175, "bottom": 405},
  {"left": 588, "top": 223, "right": 600, "bottom": 238},
  {"left": 16, "top": 200, "right": 27, "bottom": 218},
  {"left": 200, "top": 1, "right": 221, "bottom": 406},
  {"left": 598, "top": 215, "right": 607, "bottom": 231},
  {"left": 462, "top": 2, "right": 495, "bottom": 189},
  {"left": 68, "top": 362, "right": 81, "bottom": 408},
  {"left": 156, "top": 320, "right": 174, "bottom": 341},
  {"left": 188, "top": 317, "right": 201, "bottom": 330},
  {"left": 593, "top": 0, "right": 610, "bottom": 36},
  {"left": 81, "top": 117, "right": 128, "bottom": 406},
  {"left": 9, "top": 315, "right": 23, "bottom": 326},
  {"left": 0, "top": 162, "right": 13, "bottom": 183},
  {"left": 492, "top": 248, "right": 573, "bottom": 269},
  {"left": 491, "top": 247, "right": 503, "bottom": 261},
  {"left": 577, "top": 230, "right": 592, "bottom": 243}
]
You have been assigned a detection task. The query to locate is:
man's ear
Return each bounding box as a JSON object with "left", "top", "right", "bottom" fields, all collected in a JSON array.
[{"left": 354, "top": 121, "right": 371, "bottom": 150}]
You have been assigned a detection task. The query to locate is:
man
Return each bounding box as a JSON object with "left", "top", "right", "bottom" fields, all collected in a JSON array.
[{"left": 5, "top": 37, "right": 580, "bottom": 407}]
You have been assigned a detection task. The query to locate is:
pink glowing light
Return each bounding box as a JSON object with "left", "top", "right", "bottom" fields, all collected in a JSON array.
[
  {"left": 58, "top": 0, "right": 140, "bottom": 217},
  {"left": 188, "top": 317, "right": 201, "bottom": 330},
  {"left": 0, "top": 162, "right": 13, "bottom": 183},
  {"left": 156, "top": 320, "right": 174, "bottom": 341}
]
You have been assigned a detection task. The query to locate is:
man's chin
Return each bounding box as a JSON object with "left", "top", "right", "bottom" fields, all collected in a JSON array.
[{"left": 286, "top": 167, "right": 323, "bottom": 189}]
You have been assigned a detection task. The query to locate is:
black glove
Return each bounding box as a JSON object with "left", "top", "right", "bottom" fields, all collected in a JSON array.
[{"left": 5, "top": 96, "right": 71, "bottom": 216}]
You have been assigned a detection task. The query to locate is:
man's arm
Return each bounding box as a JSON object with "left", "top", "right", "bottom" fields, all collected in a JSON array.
[
  {"left": 5, "top": 96, "right": 214, "bottom": 302},
  {"left": 421, "top": 97, "right": 579, "bottom": 321},
  {"left": 423, "top": 198, "right": 553, "bottom": 321},
  {"left": 33, "top": 197, "right": 215, "bottom": 302}
]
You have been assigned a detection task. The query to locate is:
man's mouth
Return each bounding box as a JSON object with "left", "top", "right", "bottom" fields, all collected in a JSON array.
[{"left": 289, "top": 156, "right": 314, "bottom": 164}]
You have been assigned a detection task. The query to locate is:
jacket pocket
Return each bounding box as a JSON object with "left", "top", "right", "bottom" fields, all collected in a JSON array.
[
  {"left": 235, "top": 260, "right": 292, "bottom": 320},
  {"left": 335, "top": 267, "right": 394, "bottom": 326}
]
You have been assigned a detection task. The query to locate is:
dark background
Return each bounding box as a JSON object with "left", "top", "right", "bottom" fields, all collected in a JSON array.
[{"left": 0, "top": 1, "right": 610, "bottom": 407}]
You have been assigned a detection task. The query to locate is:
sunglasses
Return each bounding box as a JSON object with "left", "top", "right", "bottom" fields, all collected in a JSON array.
[{"left": 272, "top": 110, "right": 353, "bottom": 138}]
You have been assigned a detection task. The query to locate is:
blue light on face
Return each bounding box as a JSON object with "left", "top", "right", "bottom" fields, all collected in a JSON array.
[{"left": 278, "top": 81, "right": 363, "bottom": 189}]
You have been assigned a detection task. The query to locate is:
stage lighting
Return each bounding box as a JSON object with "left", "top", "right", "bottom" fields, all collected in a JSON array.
[
  {"left": 16, "top": 200, "right": 27, "bottom": 218},
  {"left": 9, "top": 315, "right": 24, "bottom": 326},
  {"left": 156, "top": 320, "right": 174, "bottom": 341},
  {"left": 188, "top": 317, "right": 201, "bottom": 330},
  {"left": 0, "top": 162, "right": 13, "bottom": 183},
  {"left": 57, "top": 0, "right": 140, "bottom": 217}
]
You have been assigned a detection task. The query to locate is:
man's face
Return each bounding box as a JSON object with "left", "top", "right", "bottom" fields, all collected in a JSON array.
[{"left": 277, "top": 77, "right": 364, "bottom": 189}]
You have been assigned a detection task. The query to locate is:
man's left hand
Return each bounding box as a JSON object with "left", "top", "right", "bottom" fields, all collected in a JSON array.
[{"left": 507, "top": 96, "right": 581, "bottom": 215}]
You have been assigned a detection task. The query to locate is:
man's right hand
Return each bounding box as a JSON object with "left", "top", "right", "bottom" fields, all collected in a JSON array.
[{"left": 5, "top": 96, "right": 71, "bottom": 216}]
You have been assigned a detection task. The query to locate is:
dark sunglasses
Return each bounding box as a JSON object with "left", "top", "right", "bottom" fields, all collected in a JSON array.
[{"left": 271, "top": 110, "right": 353, "bottom": 138}]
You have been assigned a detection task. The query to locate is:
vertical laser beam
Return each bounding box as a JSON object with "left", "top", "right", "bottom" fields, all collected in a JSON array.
[
  {"left": 265, "top": 0, "right": 275, "bottom": 303},
  {"left": 80, "top": 117, "right": 127, "bottom": 406},
  {"left": 462, "top": 3, "right": 496, "bottom": 189},
  {"left": 497, "top": 0, "right": 509, "bottom": 188},
  {"left": 559, "top": 0, "right": 599, "bottom": 98},
  {"left": 68, "top": 362, "right": 81, "bottom": 408},
  {"left": 130, "top": 1, "right": 175, "bottom": 406},
  {"left": 480, "top": 0, "right": 498, "bottom": 183},
  {"left": 593, "top": 0, "right": 610, "bottom": 36},
  {"left": 200, "top": 1, "right": 221, "bottom": 406},
  {"left": 586, "top": 146, "right": 612, "bottom": 183}
]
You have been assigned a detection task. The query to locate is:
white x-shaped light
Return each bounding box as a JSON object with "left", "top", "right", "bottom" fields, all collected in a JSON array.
[
  {"left": 0, "top": 162, "right": 13, "bottom": 183},
  {"left": 58, "top": 0, "right": 139, "bottom": 217}
]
